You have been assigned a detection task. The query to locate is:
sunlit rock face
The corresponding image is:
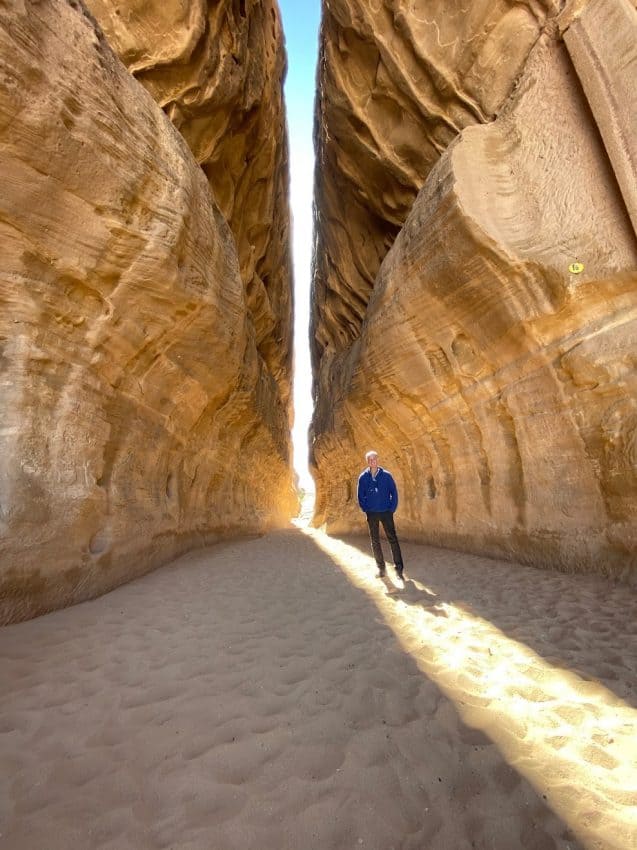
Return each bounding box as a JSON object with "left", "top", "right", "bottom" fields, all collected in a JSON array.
[
  {"left": 311, "top": 0, "right": 637, "bottom": 581},
  {"left": 85, "top": 0, "right": 294, "bottom": 417},
  {"left": 0, "top": 0, "right": 296, "bottom": 624}
]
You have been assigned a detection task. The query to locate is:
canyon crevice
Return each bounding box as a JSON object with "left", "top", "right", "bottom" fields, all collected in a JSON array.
[
  {"left": 0, "top": 0, "right": 296, "bottom": 624},
  {"left": 311, "top": 0, "right": 637, "bottom": 581}
]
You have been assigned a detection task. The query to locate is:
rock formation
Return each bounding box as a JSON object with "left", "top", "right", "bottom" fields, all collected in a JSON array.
[
  {"left": 0, "top": 0, "right": 296, "bottom": 625},
  {"left": 84, "top": 0, "right": 294, "bottom": 413},
  {"left": 311, "top": 0, "right": 637, "bottom": 581}
]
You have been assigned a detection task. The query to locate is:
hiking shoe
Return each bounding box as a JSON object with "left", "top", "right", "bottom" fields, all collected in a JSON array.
[{"left": 376, "top": 568, "right": 386, "bottom": 578}]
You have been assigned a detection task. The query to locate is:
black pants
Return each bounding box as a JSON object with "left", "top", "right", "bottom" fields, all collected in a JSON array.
[{"left": 366, "top": 511, "right": 403, "bottom": 570}]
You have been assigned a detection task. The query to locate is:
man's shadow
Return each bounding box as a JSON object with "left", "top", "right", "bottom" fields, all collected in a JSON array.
[{"left": 379, "top": 572, "right": 449, "bottom": 616}]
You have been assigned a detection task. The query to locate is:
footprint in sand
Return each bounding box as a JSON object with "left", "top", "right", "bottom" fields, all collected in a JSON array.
[
  {"left": 508, "top": 685, "right": 555, "bottom": 703},
  {"left": 581, "top": 744, "right": 620, "bottom": 770}
]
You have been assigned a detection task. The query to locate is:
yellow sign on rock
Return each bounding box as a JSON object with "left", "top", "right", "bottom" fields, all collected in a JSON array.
[{"left": 568, "top": 262, "right": 584, "bottom": 274}]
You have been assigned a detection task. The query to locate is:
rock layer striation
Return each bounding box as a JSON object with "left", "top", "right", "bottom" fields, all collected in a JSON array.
[
  {"left": 0, "top": 0, "right": 296, "bottom": 624},
  {"left": 311, "top": 0, "right": 637, "bottom": 580},
  {"left": 85, "top": 0, "right": 294, "bottom": 415}
]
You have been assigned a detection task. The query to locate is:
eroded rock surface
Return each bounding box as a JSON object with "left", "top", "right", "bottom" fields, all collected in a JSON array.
[
  {"left": 0, "top": 0, "right": 296, "bottom": 624},
  {"left": 312, "top": 0, "right": 557, "bottom": 362},
  {"left": 311, "top": 0, "right": 637, "bottom": 580},
  {"left": 85, "top": 0, "right": 294, "bottom": 412},
  {"left": 80, "top": 0, "right": 296, "bottom": 493}
]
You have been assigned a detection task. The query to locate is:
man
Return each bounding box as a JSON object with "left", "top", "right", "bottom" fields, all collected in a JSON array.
[{"left": 357, "top": 450, "right": 405, "bottom": 581}]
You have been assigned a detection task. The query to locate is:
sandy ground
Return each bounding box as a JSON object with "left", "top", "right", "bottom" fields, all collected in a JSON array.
[{"left": 1, "top": 514, "right": 636, "bottom": 850}]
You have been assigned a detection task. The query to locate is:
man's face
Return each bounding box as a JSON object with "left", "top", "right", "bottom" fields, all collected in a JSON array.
[{"left": 368, "top": 454, "right": 379, "bottom": 469}]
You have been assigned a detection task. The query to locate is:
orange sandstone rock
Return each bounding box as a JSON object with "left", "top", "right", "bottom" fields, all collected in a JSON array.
[
  {"left": 312, "top": 0, "right": 556, "bottom": 365},
  {"left": 0, "top": 0, "right": 296, "bottom": 624},
  {"left": 85, "top": 0, "right": 294, "bottom": 415},
  {"left": 311, "top": 1, "right": 637, "bottom": 580}
]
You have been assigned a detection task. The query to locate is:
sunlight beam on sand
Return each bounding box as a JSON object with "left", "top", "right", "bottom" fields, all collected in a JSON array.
[{"left": 301, "top": 526, "right": 637, "bottom": 850}]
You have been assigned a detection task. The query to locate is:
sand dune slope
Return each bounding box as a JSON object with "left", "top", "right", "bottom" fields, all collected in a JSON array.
[{"left": 1, "top": 524, "right": 635, "bottom": 850}]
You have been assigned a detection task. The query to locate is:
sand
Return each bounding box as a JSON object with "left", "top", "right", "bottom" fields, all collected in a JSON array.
[{"left": 1, "top": 514, "right": 636, "bottom": 850}]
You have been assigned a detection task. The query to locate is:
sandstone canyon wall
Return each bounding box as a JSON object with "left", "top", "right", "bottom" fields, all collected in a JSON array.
[
  {"left": 0, "top": 0, "right": 296, "bottom": 624},
  {"left": 311, "top": 0, "right": 637, "bottom": 581},
  {"left": 84, "top": 0, "right": 294, "bottom": 414}
]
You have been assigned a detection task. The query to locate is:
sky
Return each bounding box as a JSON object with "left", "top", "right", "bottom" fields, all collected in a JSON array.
[{"left": 277, "top": 0, "right": 322, "bottom": 490}]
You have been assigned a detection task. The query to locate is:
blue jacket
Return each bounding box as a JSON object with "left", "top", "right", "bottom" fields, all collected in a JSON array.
[{"left": 357, "top": 467, "right": 399, "bottom": 513}]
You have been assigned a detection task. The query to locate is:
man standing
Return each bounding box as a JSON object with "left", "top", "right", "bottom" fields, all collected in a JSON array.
[{"left": 357, "top": 450, "right": 405, "bottom": 581}]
